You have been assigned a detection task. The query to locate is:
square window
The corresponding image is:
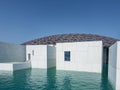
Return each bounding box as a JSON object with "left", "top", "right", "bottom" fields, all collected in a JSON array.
[{"left": 64, "top": 51, "right": 70, "bottom": 61}]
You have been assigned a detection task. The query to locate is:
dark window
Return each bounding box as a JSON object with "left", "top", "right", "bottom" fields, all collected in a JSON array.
[
  {"left": 64, "top": 51, "right": 70, "bottom": 61},
  {"left": 28, "top": 53, "right": 31, "bottom": 60},
  {"left": 32, "top": 50, "right": 34, "bottom": 56}
]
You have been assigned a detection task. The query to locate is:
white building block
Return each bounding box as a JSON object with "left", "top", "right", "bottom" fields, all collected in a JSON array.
[
  {"left": 13, "top": 61, "right": 31, "bottom": 71},
  {"left": 26, "top": 45, "right": 56, "bottom": 69},
  {"left": 56, "top": 41, "right": 103, "bottom": 73},
  {"left": 108, "top": 41, "right": 120, "bottom": 90}
]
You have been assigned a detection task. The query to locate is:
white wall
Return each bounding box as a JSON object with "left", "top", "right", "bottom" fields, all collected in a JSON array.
[
  {"left": 108, "top": 42, "right": 117, "bottom": 89},
  {"left": 0, "top": 42, "right": 26, "bottom": 62},
  {"left": 108, "top": 41, "right": 120, "bottom": 90},
  {"left": 116, "top": 42, "right": 120, "bottom": 90},
  {"left": 26, "top": 45, "right": 47, "bottom": 68},
  {"left": 56, "top": 41, "right": 103, "bottom": 73},
  {"left": 13, "top": 61, "right": 31, "bottom": 71},
  {"left": 0, "top": 61, "right": 31, "bottom": 71},
  {"left": 26, "top": 45, "right": 56, "bottom": 69},
  {"left": 47, "top": 45, "right": 56, "bottom": 68},
  {"left": 0, "top": 63, "right": 13, "bottom": 71},
  {"left": 26, "top": 45, "right": 56, "bottom": 68}
]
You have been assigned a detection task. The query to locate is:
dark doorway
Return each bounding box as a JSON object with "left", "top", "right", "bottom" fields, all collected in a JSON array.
[{"left": 28, "top": 53, "right": 31, "bottom": 60}]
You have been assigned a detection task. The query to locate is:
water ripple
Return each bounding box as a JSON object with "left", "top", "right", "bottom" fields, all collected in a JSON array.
[{"left": 0, "top": 67, "right": 113, "bottom": 90}]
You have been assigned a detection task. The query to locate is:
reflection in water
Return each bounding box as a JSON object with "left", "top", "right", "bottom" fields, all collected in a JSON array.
[
  {"left": 45, "top": 68, "right": 56, "bottom": 90},
  {"left": 0, "top": 71, "right": 13, "bottom": 90},
  {"left": 0, "top": 65, "right": 113, "bottom": 90},
  {"left": 63, "top": 76, "right": 72, "bottom": 90},
  {"left": 57, "top": 71, "right": 101, "bottom": 90},
  {"left": 13, "top": 69, "right": 31, "bottom": 90},
  {"left": 101, "top": 64, "right": 113, "bottom": 90}
]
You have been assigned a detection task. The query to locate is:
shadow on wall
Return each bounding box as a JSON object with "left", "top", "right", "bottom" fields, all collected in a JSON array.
[
  {"left": 0, "top": 42, "right": 26, "bottom": 62},
  {"left": 103, "top": 47, "right": 109, "bottom": 64}
]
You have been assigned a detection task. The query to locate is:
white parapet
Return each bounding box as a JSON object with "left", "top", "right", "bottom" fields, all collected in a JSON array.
[
  {"left": 56, "top": 41, "right": 103, "bottom": 73},
  {"left": 0, "top": 61, "right": 31, "bottom": 71},
  {"left": 0, "top": 63, "right": 13, "bottom": 71},
  {"left": 108, "top": 41, "right": 120, "bottom": 90},
  {"left": 13, "top": 61, "right": 31, "bottom": 71}
]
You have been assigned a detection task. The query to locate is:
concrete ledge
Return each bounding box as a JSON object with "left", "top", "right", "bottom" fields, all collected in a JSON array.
[{"left": 0, "top": 61, "right": 31, "bottom": 71}]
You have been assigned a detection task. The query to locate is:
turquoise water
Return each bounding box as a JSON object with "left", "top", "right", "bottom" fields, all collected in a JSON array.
[{"left": 0, "top": 65, "right": 113, "bottom": 90}]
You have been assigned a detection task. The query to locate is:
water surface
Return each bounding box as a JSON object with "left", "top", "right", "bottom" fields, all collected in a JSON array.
[{"left": 0, "top": 65, "right": 113, "bottom": 90}]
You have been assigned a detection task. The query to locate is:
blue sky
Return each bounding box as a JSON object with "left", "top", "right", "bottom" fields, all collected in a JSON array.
[{"left": 0, "top": 0, "right": 120, "bottom": 44}]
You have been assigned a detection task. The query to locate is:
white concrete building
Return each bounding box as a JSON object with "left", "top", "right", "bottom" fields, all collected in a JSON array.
[
  {"left": 26, "top": 45, "right": 56, "bottom": 69},
  {"left": 0, "top": 42, "right": 56, "bottom": 71},
  {"left": 56, "top": 41, "right": 103, "bottom": 73},
  {"left": 0, "top": 41, "right": 103, "bottom": 73},
  {"left": 0, "top": 34, "right": 119, "bottom": 90},
  {"left": 108, "top": 41, "right": 120, "bottom": 90}
]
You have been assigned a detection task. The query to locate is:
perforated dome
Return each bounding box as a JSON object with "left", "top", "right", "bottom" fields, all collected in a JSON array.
[{"left": 22, "top": 33, "right": 119, "bottom": 47}]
